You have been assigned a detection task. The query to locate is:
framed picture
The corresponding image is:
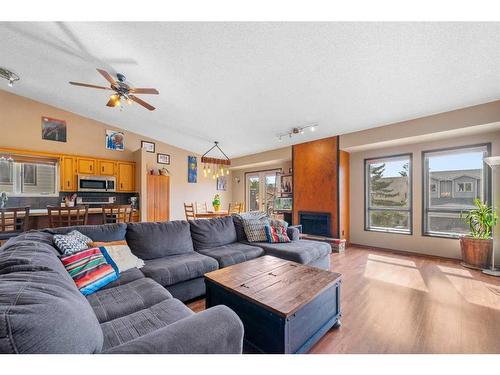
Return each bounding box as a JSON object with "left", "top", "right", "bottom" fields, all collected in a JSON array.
[
  {"left": 141, "top": 140, "right": 155, "bottom": 153},
  {"left": 41, "top": 117, "right": 67, "bottom": 142},
  {"left": 157, "top": 153, "right": 170, "bottom": 165},
  {"left": 217, "top": 176, "right": 227, "bottom": 191},
  {"left": 105, "top": 130, "right": 125, "bottom": 151},
  {"left": 274, "top": 197, "right": 293, "bottom": 211},
  {"left": 280, "top": 174, "right": 293, "bottom": 194},
  {"left": 188, "top": 156, "right": 197, "bottom": 183}
]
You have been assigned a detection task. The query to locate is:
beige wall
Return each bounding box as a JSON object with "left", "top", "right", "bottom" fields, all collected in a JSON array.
[
  {"left": 349, "top": 130, "right": 500, "bottom": 260},
  {"left": 0, "top": 89, "right": 231, "bottom": 220},
  {"left": 341, "top": 100, "right": 500, "bottom": 152}
]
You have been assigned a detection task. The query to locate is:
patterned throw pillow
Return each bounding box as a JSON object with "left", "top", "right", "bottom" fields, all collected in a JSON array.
[
  {"left": 243, "top": 218, "right": 270, "bottom": 242},
  {"left": 53, "top": 230, "right": 93, "bottom": 255},
  {"left": 265, "top": 225, "right": 291, "bottom": 243},
  {"left": 88, "top": 240, "right": 145, "bottom": 273},
  {"left": 60, "top": 247, "right": 118, "bottom": 295},
  {"left": 269, "top": 219, "right": 289, "bottom": 230}
]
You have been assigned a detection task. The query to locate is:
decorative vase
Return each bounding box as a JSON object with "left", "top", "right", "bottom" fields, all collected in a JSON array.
[
  {"left": 459, "top": 235, "right": 493, "bottom": 269},
  {"left": 213, "top": 204, "right": 220, "bottom": 212}
]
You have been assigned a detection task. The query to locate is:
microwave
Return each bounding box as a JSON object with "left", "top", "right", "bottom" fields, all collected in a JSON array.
[{"left": 77, "top": 175, "right": 116, "bottom": 192}]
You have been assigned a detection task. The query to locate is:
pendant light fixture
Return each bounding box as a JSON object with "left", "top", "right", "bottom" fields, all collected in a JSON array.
[{"left": 201, "top": 141, "right": 231, "bottom": 179}]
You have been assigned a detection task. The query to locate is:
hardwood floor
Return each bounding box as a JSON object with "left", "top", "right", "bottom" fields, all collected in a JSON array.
[{"left": 187, "top": 246, "right": 500, "bottom": 353}]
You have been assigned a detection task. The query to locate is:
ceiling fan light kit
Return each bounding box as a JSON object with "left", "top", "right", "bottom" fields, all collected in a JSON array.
[
  {"left": 69, "top": 68, "right": 159, "bottom": 111},
  {"left": 278, "top": 123, "right": 318, "bottom": 142},
  {"left": 0, "top": 67, "right": 20, "bottom": 87}
]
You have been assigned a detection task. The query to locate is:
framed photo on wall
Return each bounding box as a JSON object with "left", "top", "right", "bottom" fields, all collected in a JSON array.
[
  {"left": 280, "top": 174, "right": 293, "bottom": 194},
  {"left": 141, "top": 140, "right": 155, "bottom": 153},
  {"left": 41, "top": 117, "right": 67, "bottom": 143},
  {"left": 157, "top": 153, "right": 170, "bottom": 165}
]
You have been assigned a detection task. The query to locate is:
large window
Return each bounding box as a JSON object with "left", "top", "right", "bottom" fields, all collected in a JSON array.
[
  {"left": 423, "top": 144, "right": 490, "bottom": 238},
  {"left": 0, "top": 155, "right": 58, "bottom": 196},
  {"left": 365, "top": 154, "right": 412, "bottom": 234}
]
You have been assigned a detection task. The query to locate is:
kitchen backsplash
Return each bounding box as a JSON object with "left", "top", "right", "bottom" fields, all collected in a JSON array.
[{"left": 5, "top": 192, "right": 139, "bottom": 209}]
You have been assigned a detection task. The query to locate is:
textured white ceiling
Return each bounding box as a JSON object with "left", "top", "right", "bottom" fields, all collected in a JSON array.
[{"left": 1, "top": 22, "right": 500, "bottom": 157}]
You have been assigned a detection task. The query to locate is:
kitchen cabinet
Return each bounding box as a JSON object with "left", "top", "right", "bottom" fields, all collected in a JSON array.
[
  {"left": 60, "top": 156, "right": 76, "bottom": 191},
  {"left": 117, "top": 162, "right": 135, "bottom": 192},
  {"left": 77, "top": 158, "right": 96, "bottom": 175},
  {"left": 98, "top": 160, "right": 116, "bottom": 176}
]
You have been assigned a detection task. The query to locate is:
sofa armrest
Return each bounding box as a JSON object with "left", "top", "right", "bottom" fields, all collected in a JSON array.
[
  {"left": 104, "top": 305, "right": 244, "bottom": 354},
  {"left": 287, "top": 226, "right": 300, "bottom": 241}
]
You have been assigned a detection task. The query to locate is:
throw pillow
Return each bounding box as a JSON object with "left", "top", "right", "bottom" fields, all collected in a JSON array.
[
  {"left": 243, "top": 218, "right": 270, "bottom": 242},
  {"left": 269, "top": 219, "right": 289, "bottom": 229},
  {"left": 265, "top": 225, "right": 291, "bottom": 243},
  {"left": 60, "top": 247, "right": 118, "bottom": 295},
  {"left": 88, "top": 240, "right": 145, "bottom": 273},
  {"left": 53, "top": 230, "right": 93, "bottom": 255}
]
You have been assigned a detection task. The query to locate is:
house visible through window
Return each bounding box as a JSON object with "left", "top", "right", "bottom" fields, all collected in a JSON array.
[
  {"left": 0, "top": 155, "right": 58, "bottom": 196},
  {"left": 423, "top": 144, "right": 490, "bottom": 238},
  {"left": 365, "top": 154, "right": 412, "bottom": 234}
]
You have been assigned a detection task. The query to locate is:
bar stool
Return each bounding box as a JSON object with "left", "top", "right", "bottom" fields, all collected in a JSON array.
[
  {"left": 47, "top": 205, "right": 89, "bottom": 228},
  {"left": 102, "top": 204, "right": 133, "bottom": 224},
  {"left": 0, "top": 207, "right": 30, "bottom": 244}
]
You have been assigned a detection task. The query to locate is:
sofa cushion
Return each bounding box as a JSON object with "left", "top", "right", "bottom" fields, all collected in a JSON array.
[
  {"left": 189, "top": 217, "right": 237, "bottom": 250},
  {"left": 126, "top": 221, "right": 194, "bottom": 259},
  {"left": 141, "top": 252, "right": 218, "bottom": 287},
  {"left": 0, "top": 268, "right": 103, "bottom": 354},
  {"left": 45, "top": 223, "right": 127, "bottom": 242},
  {"left": 251, "top": 239, "right": 331, "bottom": 265},
  {"left": 100, "top": 298, "right": 193, "bottom": 351},
  {"left": 0, "top": 240, "right": 66, "bottom": 276},
  {"left": 198, "top": 242, "right": 264, "bottom": 268},
  {"left": 2, "top": 230, "right": 55, "bottom": 249},
  {"left": 86, "top": 278, "right": 172, "bottom": 323},
  {"left": 100, "top": 267, "right": 145, "bottom": 290}
]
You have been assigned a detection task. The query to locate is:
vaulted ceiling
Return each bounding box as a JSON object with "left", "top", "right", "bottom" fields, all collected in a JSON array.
[{"left": 1, "top": 22, "right": 500, "bottom": 157}]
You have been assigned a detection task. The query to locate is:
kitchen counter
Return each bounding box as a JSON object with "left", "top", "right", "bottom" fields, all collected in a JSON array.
[{"left": 28, "top": 207, "right": 108, "bottom": 216}]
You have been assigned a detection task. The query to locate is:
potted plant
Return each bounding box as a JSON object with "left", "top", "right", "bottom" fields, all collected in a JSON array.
[
  {"left": 212, "top": 194, "right": 221, "bottom": 212},
  {"left": 460, "top": 198, "right": 498, "bottom": 269}
]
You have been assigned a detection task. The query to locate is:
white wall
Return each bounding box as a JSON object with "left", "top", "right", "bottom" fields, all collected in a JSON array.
[{"left": 349, "top": 130, "right": 500, "bottom": 260}]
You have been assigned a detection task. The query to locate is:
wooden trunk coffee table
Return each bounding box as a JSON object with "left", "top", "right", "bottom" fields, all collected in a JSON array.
[{"left": 204, "top": 255, "right": 342, "bottom": 354}]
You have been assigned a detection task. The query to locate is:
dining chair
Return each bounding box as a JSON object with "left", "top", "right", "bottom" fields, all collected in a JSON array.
[
  {"left": 195, "top": 201, "right": 208, "bottom": 214},
  {"left": 228, "top": 202, "right": 244, "bottom": 214},
  {"left": 0, "top": 207, "right": 30, "bottom": 243},
  {"left": 102, "top": 204, "right": 133, "bottom": 224},
  {"left": 184, "top": 203, "right": 197, "bottom": 221},
  {"left": 47, "top": 205, "right": 89, "bottom": 228}
]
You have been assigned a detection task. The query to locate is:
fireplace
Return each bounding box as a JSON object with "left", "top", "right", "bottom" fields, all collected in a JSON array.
[{"left": 299, "top": 211, "right": 332, "bottom": 237}]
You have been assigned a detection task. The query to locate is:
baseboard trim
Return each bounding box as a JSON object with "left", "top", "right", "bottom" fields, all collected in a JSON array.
[{"left": 348, "top": 243, "right": 460, "bottom": 262}]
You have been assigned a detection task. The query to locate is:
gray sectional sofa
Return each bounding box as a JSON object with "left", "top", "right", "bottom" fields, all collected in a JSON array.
[{"left": 0, "top": 216, "right": 331, "bottom": 354}]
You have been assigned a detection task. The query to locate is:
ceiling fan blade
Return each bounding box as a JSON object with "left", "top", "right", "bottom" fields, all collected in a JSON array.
[
  {"left": 96, "top": 68, "right": 117, "bottom": 85},
  {"left": 129, "top": 95, "right": 156, "bottom": 111},
  {"left": 69, "top": 81, "right": 112, "bottom": 90},
  {"left": 130, "top": 88, "right": 159, "bottom": 95}
]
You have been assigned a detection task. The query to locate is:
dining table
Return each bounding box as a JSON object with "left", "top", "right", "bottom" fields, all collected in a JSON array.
[{"left": 195, "top": 210, "right": 230, "bottom": 219}]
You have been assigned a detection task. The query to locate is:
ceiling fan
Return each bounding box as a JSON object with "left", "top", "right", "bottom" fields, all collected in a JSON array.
[{"left": 69, "top": 69, "right": 159, "bottom": 111}]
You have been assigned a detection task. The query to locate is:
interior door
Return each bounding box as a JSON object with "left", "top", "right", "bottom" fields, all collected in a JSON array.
[{"left": 246, "top": 170, "right": 279, "bottom": 213}]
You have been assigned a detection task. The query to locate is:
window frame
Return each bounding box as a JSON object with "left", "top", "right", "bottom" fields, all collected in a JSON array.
[
  {"left": 364, "top": 153, "right": 413, "bottom": 235},
  {"left": 0, "top": 161, "right": 14, "bottom": 185},
  {"left": 421, "top": 143, "right": 491, "bottom": 239}
]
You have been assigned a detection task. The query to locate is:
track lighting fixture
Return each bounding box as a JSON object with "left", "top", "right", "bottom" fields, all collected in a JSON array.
[
  {"left": 0, "top": 67, "right": 20, "bottom": 88},
  {"left": 277, "top": 123, "right": 319, "bottom": 141}
]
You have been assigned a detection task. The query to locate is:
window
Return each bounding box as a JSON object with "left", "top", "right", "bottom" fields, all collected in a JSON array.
[
  {"left": 0, "top": 162, "right": 13, "bottom": 184},
  {"left": 423, "top": 144, "right": 490, "bottom": 238},
  {"left": 0, "top": 155, "right": 58, "bottom": 196},
  {"left": 365, "top": 154, "right": 412, "bottom": 234}
]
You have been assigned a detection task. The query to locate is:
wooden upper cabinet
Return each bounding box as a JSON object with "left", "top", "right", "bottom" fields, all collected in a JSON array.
[
  {"left": 117, "top": 162, "right": 135, "bottom": 192},
  {"left": 77, "top": 157, "right": 96, "bottom": 175},
  {"left": 98, "top": 160, "right": 116, "bottom": 176},
  {"left": 60, "top": 156, "right": 76, "bottom": 191}
]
